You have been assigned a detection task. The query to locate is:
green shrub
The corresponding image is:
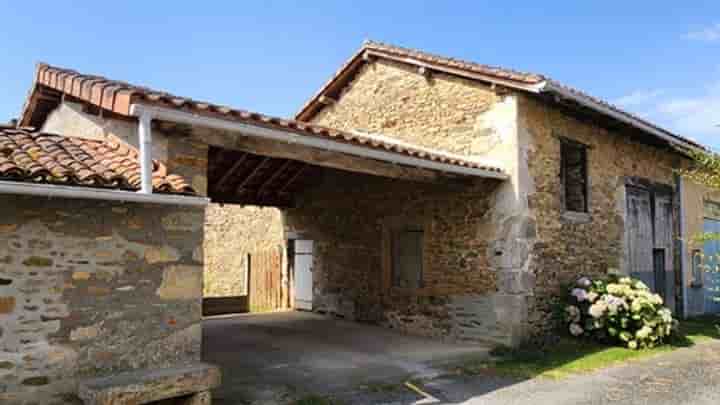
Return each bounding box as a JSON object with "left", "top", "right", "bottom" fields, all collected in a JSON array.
[{"left": 564, "top": 275, "right": 678, "bottom": 349}]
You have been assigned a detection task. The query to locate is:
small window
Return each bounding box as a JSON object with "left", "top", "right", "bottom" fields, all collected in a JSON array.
[
  {"left": 561, "top": 140, "right": 588, "bottom": 213},
  {"left": 392, "top": 229, "right": 424, "bottom": 289}
]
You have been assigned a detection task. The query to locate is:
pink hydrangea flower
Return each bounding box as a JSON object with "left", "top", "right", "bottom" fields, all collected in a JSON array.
[
  {"left": 577, "top": 277, "right": 592, "bottom": 288},
  {"left": 571, "top": 288, "right": 589, "bottom": 302}
]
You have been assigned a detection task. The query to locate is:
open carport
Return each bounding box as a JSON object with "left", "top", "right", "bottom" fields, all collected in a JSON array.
[{"left": 203, "top": 311, "right": 492, "bottom": 403}]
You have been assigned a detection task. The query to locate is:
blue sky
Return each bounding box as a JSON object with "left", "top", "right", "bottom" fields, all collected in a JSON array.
[{"left": 1, "top": 1, "right": 718, "bottom": 147}]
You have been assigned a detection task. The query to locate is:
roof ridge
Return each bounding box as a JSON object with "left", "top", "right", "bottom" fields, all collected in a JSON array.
[{"left": 362, "top": 40, "right": 547, "bottom": 83}]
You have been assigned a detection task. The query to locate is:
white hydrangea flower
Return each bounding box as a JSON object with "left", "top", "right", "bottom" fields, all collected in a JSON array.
[
  {"left": 586, "top": 292, "right": 599, "bottom": 303},
  {"left": 569, "top": 323, "right": 584, "bottom": 336},
  {"left": 588, "top": 302, "right": 607, "bottom": 318},
  {"left": 636, "top": 326, "right": 652, "bottom": 340}
]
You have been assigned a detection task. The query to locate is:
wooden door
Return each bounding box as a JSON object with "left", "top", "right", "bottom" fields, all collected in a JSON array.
[
  {"left": 625, "top": 185, "right": 676, "bottom": 311},
  {"left": 247, "top": 248, "right": 283, "bottom": 313}
]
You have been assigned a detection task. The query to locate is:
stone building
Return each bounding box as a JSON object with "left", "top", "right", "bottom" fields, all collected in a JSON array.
[
  {"left": 1, "top": 42, "right": 719, "bottom": 402},
  {"left": 218, "top": 41, "right": 718, "bottom": 343},
  {"left": 1, "top": 61, "right": 508, "bottom": 403}
]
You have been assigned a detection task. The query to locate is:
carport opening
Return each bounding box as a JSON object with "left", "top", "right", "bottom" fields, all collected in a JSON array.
[
  {"left": 201, "top": 144, "right": 500, "bottom": 321},
  {"left": 199, "top": 142, "right": 502, "bottom": 402}
]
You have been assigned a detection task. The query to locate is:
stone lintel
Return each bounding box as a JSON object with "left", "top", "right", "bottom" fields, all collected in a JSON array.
[{"left": 77, "top": 362, "right": 220, "bottom": 405}]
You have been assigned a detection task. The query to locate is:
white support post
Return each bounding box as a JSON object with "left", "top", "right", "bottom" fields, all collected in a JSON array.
[{"left": 137, "top": 111, "right": 153, "bottom": 194}]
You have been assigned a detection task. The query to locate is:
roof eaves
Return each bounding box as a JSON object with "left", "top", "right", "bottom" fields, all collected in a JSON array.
[{"left": 540, "top": 81, "right": 704, "bottom": 151}]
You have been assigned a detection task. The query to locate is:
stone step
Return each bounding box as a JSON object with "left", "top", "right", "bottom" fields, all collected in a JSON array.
[{"left": 78, "top": 362, "right": 220, "bottom": 405}]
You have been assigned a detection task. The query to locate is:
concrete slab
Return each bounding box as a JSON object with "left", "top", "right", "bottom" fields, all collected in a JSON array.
[{"left": 202, "top": 311, "right": 491, "bottom": 404}]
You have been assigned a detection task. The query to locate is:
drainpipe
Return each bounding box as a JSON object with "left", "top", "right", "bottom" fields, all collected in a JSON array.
[{"left": 136, "top": 109, "right": 154, "bottom": 194}]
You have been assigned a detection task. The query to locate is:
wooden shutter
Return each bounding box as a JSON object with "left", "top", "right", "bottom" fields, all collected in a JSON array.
[
  {"left": 392, "top": 230, "right": 423, "bottom": 289},
  {"left": 561, "top": 141, "right": 588, "bottom": 213}
]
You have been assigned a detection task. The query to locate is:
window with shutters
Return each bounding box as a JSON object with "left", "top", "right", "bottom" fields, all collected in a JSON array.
[
  {"left": 391, "top": 229, "right": 424, "bottom": 289},
  {"left": 561, "top": 140, "right": 589, "bottom": 213}
]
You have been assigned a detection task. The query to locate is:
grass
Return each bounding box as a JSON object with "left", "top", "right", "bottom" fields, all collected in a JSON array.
[{"left": 458, "top": 316, "right": 720, "bottom": 380}]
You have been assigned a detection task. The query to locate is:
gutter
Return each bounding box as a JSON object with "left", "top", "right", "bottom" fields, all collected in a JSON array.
[
  {"left": 128, "top": 104, "right": 509, "bottom": 180},
  {"left": 0, "top": 180, "right": 209, "bottom": 206}
]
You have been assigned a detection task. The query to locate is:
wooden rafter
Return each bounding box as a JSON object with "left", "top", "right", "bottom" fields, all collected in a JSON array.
[
  {"left": 278, "top": 163, "right": 308, "bottom": 194},
  {"left": 235, "top": 156, "right": 271, "bottom": 194},
  {"left": 215, "top": 153, "right": 248, "bottom": 191},
  {"left": 257, "top": 160, "right": 293, "bottom": 196}
]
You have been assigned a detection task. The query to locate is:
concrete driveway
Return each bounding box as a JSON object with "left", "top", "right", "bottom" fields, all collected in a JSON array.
[{"left": 202, "top": 311, "right": 491, "bottom": 404}]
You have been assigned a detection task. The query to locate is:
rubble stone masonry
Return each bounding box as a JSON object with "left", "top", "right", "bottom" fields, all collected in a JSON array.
[
  {"left": 285, "top": 169, "right": 510, "bottom": 342},
  {"left": 518, "top": 95, "right": 682, "bottom": 336},
  {"left": 0, "top": 196, "right": 205, "bottom": 404}
]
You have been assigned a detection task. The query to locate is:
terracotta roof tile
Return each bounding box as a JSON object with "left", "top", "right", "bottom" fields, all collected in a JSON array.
[
  {"left": 21, "top": 63, "right": 505, "bottom": 176},
  {"left": 0, "top": 127, "right": 195, "bottom": 194}
]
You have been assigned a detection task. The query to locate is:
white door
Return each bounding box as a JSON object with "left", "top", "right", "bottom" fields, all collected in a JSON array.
[{"left": 293, "top": 240, "right": 314, "bottom": 310}]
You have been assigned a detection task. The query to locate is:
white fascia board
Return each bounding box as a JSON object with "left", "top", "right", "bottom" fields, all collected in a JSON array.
[
  {"left": 129, "top": 104, "right": 509, "bottom": 180},
  {"left": 0, "top": 180, "right": 209, "bottom": 206}
]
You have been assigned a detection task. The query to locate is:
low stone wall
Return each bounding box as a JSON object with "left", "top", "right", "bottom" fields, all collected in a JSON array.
[{"left": 0, "top": 195, "right": 205, "bottom": 404}]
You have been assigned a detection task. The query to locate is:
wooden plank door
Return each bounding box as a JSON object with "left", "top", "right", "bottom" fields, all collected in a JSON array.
[
  {"left": 247, "top": 248, "right": 283, "bottom": 313},
  {"left": 626, "top": 186, "right": 655, "bottom": 289},
  {"left": 625, "top": 185, "right": 676, "bottom": 311},
  {"left": 654, "top": 191, "right": 675, "bottom": 311}
]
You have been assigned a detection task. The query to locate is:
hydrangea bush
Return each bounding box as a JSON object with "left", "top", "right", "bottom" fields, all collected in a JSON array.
[{"left": 564, "top": 276, "right": 678, "bottom": 349}]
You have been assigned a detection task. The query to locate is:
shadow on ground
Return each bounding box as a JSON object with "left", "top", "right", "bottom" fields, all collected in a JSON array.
[{"left": 204, "top": 313, "right": 720, "bottom": 405}]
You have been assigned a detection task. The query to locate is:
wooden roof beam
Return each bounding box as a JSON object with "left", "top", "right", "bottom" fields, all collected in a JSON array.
[
  {"left": 278, "top": 164, "right": 308, "bottom": 193},
  {"left": 257, "top": 160, "right": 294, "bottom": 196},
  {"left": 215, "top": 153, "right": 248, "bottom": 191},
  {"left": 235, "top": 156, "right": 271, "bottom": 194}
]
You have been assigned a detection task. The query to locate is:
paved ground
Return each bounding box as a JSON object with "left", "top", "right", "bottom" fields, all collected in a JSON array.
[
  {"left": 203, "top": 311, "right": 720, "bottom": 404},
  {"left": 202, "top": 311, "right": 492, "bottom": 404},
  {"left": 336, "top": 339, "right": 720, "bottom": 405}
]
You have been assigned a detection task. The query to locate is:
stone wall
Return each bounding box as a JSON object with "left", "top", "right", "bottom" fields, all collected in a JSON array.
[
  {"left": 203, "top": 205, "right": 284, "bottom": 297},
  {"left": 1, "top": 102, "right": 211, "bottom": 403},
  {"left": 518, "top": 94, "right": 683, "bottom": 336},
  {"left": 311, "top": 59, "right": 502, "bottom": 157},
  {"left": 284, "top": 168, "right": 526, "bottom": 343},
  {"left": 0, "top": 196, "right": 205, "bottom": 405},
  {"left": 306, "top": 60, "right": 536, "bottom": 345}
]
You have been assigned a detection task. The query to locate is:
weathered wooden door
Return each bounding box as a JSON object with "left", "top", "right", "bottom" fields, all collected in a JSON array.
[
  {"left": 293, "top": 239, "right": 314, "bottom": 311},
  {"left": 247, "top": 248, "right": 283, "bottom": 313},
  {"left": 625, "top": 185, "right": 676, "bottom": 311}
]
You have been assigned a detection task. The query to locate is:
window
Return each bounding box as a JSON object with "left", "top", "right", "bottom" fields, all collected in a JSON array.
[
  {"left": 561, "top": 140, "right": 588, "bottom": 213},
  {"left": 392, "top": 229, "right": 424, "bottom": 289}
]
